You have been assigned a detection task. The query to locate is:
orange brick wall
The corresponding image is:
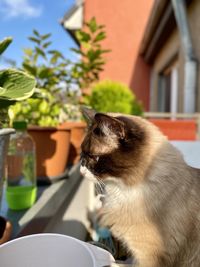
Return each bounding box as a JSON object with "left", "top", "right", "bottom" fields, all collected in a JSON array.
[{"left": 84, "top": 0, "right": 154, "bottom": 110}]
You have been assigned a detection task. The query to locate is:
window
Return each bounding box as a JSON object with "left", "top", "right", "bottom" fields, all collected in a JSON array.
[{"left": 157, "top": 63, "right": 178, "bottom": 116}]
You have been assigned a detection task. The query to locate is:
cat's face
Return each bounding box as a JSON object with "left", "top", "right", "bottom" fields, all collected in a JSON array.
[{"left": 80, "top": 108, "right": 146, "bottom": 183}]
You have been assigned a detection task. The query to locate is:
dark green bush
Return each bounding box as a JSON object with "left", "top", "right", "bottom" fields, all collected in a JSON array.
[{"left": 88, "top": 80, "right": 143, "bottom": 115}]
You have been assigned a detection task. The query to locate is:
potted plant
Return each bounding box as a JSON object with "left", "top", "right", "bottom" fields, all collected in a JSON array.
[
  {"left": 10, "top": 18, "right": 111, "bottom": 173},
  {"left": 65, "top": 17, "right": 111, "bottom": 164},
  {"left": 0, "top": 37, "right": 36, "bottom": 207},
  {"left": 9, "top": 30, "right": 73, "bottom": 181}
]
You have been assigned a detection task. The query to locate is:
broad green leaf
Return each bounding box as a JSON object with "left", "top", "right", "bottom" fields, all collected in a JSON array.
[
  {"left": 0, "top": 69, "right": 36, "bottom": 100},
  {"left": 0, "top": 37, "right": 13, "bottom": 55}
]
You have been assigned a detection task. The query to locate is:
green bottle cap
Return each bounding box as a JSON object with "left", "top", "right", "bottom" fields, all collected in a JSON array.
[{"left": 13, "top": 121, "right": 27, "bottom": 130}]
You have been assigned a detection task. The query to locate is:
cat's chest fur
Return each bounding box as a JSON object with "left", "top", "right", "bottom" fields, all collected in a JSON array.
[
  {"left": 102, "top": 179, "right": 164, "bottom": 261},
  {"left": 103, "top": 180, "right": 148, "bottom": 228}
]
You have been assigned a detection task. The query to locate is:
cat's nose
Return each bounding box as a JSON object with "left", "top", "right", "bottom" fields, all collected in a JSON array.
[
  {"left": 80, "top": 152, "right": 86, "bottom": 166},
  {"left": 81, "top": 158, "right": 87, "bottom": 167}
]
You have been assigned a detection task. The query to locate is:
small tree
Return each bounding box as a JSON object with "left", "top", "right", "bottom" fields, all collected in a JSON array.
[{"left": 70, "top": 17, "right": 110, "bottom": 93}]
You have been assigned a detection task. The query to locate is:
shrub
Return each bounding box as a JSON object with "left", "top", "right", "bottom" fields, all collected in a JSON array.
[{"left": 88, "top": 80, "right": 143, "bottom": 115}]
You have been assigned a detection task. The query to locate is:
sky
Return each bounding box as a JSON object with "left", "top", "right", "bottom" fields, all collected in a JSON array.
[{"left": 0, "top": 0, "right": 77, "bottom": 67}]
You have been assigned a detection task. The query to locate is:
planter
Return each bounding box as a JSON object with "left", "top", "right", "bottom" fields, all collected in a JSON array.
[
  {"left": 0, "top": 129, "right": 15, "bottom": 208},
  {"left": 63, "top": 121, "right": 86, "bottom": 165},
  {"left": 28, "top": 125, "right": 71, "bottom": 182},
  {"left": 149, "top": 119, "right": 196, "bottom": 140}
]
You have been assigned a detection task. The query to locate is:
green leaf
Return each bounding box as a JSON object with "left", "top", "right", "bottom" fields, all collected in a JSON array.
[
  {"left": 33, "top": 54, "right": 38, "bottom": 64},
  {"left": 87, "top": 49, "right": 101, "bottom": 61},
  {"left": 22, "top": 62, "right": 37, "bottom": 76},
  {"left": 76, "top": 31, "right": 91, "bottom": 42},
  {"left": 35, "top": 47, "right": 46, "bottom": 59},
  {"left": 41, "top": 33, "right": 51, "bottom": 40},
  {"left": 43, "top": 41, "right": 52, "bottom": 48},
  {"left": 50, "top": 55, "right": 58, "bottom": 64},
  {"left": 38, "top": 67, "right": 53, "bottom": 79},
  {"left": 28, "top": 36, "right": 40, "bottom": 45},
  {"left": 86, "top": 17, "right": 98, "bottom": 33},
  {"left": 48, "top": 50, "right": 64, "bottom": 58},
  {"left": 33, "top": 29, "right": 40, "bottom": 37},
  {"left": 23, "top": 48, "right": 33, "bottom": 57},
  {"left": 0, "top": 69, "right": 36, "bottom": 101},
  {"left": 101, "top": 49, "right": 111, "bottom": 53},
  {"left": 70, "top": 48, "right": 85, "bottom": 56},
  {"left": 0, "top": 37, "right": 13, "bottom": 55},
  {"left": 94, "top": 31, "right": 106, "bottom": 42}
]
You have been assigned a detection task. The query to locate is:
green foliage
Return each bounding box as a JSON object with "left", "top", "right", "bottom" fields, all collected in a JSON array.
[
  {"left": 9, "top": 17, "right": 110, "bottom": 126},
  {"left": 10, "top": 30, "right": 71, "bottom": 127},
  {"left": 88, "top": 80, "right": 143, "bottom": 115},
  {"left": 0, "top": 37, "right": 36, "bottom": 126},
  {"left": 0, "top": 37, "right": 12, "bottom": 55},
  {"left": 0, "top": 69, "right": 35, "bottom": 101},
  {"left": 71, "top": 17, "right": 110, "bottom": 91}
]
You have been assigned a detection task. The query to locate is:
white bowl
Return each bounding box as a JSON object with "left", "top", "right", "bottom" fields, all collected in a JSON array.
[{"left": 0, "top": 233, "right": 114, "bottom": 267}]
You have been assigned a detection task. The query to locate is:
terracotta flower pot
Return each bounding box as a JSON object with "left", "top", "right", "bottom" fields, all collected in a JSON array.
[
  {"left": 28, "top": 125, "right": 71, "bottom": 181},
  {"left": 62, "top": 121, "right": 86, "bottom": 165}
]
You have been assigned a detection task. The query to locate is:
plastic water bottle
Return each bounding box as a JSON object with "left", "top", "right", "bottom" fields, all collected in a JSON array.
[{"left": 6, "top": 121, "right": 37, "bottom": 210}]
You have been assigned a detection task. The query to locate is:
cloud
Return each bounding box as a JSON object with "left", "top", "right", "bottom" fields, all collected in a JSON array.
[{"left": 0, "top": 0, "right": 43, "bottom": 19}]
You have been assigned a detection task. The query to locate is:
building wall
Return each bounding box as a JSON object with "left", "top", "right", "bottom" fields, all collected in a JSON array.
[
  {"left": 150, "top": 0, "right": 200, "bottom": 112},
  {"left": 84, "top": 0, "right": 154, "bottom": 110},
  {"left": 188, "top": 0, "right": 200, "bottom": 112}
]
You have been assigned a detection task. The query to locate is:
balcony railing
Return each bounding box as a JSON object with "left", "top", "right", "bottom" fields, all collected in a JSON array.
[{"left": 144, "top": 112, "right": 200, "bottom": 140}]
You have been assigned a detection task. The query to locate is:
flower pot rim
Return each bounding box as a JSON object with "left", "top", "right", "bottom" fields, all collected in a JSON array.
[
  {"left": 28, "top": 125, "right": 71, "bottom": 131},
  {"left": 61, "top": 121, "right": 87, "bottom": 128}
]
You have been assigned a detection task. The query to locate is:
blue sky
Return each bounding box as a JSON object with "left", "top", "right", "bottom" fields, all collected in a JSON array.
[{"left": 0, "top": 0, "right": 77, "bottom": 67}]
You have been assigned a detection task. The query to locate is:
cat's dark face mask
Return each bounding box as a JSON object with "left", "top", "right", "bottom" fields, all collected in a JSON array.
[{"left": 80, "top": 107, "right": 145, "bottom": 180}]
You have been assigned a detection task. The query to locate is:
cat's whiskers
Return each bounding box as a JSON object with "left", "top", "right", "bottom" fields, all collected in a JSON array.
[{"left": 96, "top": 177, "right": 106, "bottom": 194}]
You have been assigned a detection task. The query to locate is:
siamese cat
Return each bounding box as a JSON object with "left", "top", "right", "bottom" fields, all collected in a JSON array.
[{"left": 80, "top": 107, "right": 200, "bottom": 267}]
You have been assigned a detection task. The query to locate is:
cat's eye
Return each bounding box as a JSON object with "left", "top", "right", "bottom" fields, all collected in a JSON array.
[{"left": 93, "top": 127, "right": 102, "bottom": 136}]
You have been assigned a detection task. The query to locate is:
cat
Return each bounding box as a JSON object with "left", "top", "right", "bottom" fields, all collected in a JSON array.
[{"left": 80, "top": 107, "right": 200, "bottom": 267}]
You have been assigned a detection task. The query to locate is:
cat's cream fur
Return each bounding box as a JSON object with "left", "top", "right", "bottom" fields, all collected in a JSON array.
[{"left": 81, "top": 110, "right": 200, "bottom": 267}]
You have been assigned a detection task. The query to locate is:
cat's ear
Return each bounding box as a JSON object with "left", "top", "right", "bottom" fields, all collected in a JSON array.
[
  {"left": 81, "top": 106, "right": 96, "bottom": 124},
  {"left": 95, "top": 113, "right": 125, "bottom": 139}
]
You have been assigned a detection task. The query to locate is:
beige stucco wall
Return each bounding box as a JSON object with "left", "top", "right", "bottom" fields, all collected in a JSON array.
[
  {"left": 188, "top": 0, "right": 200, "bottom": 112},
  {"left": 151, "top": 0, "right": 200, "bottom": 112}
]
